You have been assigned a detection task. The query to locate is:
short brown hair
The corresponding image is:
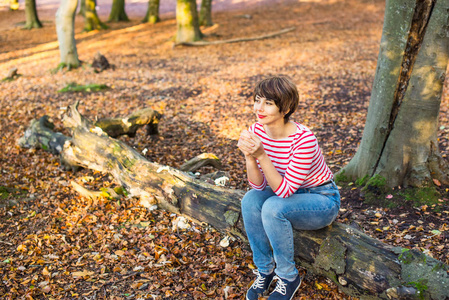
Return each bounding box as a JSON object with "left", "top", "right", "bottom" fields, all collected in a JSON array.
[{"left": 253, "top": 76, "right": 299, "bottom": 123}]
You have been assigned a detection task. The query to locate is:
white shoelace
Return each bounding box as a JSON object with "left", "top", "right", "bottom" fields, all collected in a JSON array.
[
  {"left": 251, "top": 270, "right": 266, "bottom": 289},
  {"left": 272, "top": 276, "right": 287, "bottom": 295}
]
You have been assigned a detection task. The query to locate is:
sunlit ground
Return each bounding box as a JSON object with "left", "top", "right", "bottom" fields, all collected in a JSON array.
[{"left": 1, "top": 0, "right": 449, "bottom": 298}]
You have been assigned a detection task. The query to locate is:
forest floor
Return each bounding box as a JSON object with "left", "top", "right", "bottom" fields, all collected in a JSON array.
[{"left": 1, "top": 0, "right": 449, "bottom": 299}]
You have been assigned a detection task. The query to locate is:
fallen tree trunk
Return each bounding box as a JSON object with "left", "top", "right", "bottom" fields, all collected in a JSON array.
[
  {"left": 94, "top": 107, "right": 161, "bottom": 137},
  {"left": 19, "top": 103, "right": 449, "bottom": 300},
  {"left": 176, "top": 27, "right": 295, "bottom": 47},
  {"left": 179, "top": 153, "right": 222, "bottom": 172},
  {"left": 18, "top": 107, "right": 161, "bottom": 153}
]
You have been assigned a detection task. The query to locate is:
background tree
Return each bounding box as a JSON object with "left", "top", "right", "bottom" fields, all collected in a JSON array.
[
  {"left": 78, "top": 0, "right": 86, "bottom": 16},
  {"left": 55, "top": 0, "right": 80, "bottom": 69},
  {"left": 142, "top": 0, "right": 160, "bottom": 24},
  {"left": 175, "top": 0, "right": 202, "bottom": 43},
  {"left": 24, "top": 0, "right": 42, "bottom": 29},
  {"left": 341, "top": 0, "right": 449, "bottom": 188},
  {"left": 199, "top": 0, "right": 212, "bottom": 27},
  {"left": 84, "top": 0, "right": 107, "bottom": 31},
  {"left": 108, "top": 0, "right": 129, "bottom": 22}
]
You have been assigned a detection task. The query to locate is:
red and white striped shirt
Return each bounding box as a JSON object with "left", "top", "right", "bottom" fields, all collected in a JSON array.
[{"left": 248, "top": 122, "right": 333, "bottom": 198}]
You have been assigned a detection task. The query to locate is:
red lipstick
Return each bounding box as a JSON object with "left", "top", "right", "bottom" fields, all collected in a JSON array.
[{"left": 258, "top": 114, "right": 266, "bottom": 119}]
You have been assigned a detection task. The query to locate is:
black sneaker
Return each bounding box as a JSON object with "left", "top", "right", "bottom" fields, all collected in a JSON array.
[
  {"left": 246, "top": 270, "right": 275, "bottom": 300},
  {"left": 268, "top": 275, "right": 302, "bottom": 300}
]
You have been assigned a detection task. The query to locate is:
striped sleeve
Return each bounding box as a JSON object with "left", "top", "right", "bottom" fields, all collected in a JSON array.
[
  {"left": 248, "top": 177, "right": 267, "bottom": 190},
  {"left": 273, "top": 133, "right": 318, "bottom": 198}
]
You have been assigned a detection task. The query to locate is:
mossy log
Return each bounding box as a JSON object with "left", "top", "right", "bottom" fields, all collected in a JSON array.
[
  {"left": 19, "top": 103, "right": 449, "bottom": 300},
  {"left": 18, "top": 107, "right": 161, "bottom": 151},
  {"left": 179, "top": 153, "right": 222, "bottom": 172},
  {"left": 94, "top": 107, "right": 161, "bottom": 137}
]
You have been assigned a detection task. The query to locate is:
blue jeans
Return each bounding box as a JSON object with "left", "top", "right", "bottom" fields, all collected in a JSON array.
[{"left": 241, "top": 181, "right": 340, "bottom": 281}]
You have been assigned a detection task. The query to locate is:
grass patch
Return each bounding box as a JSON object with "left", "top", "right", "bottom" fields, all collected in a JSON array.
[
  {"left": 2, "top": 74, "right": 22, "bottom": 82},
  {"left": 58, "top": 82, "right": 109, "bottom": 93}
]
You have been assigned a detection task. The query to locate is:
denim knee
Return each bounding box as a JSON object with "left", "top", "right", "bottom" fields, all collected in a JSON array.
[
  {"left": 241, "top": 189, "right": 272, "bottom": 213},
  {"left": 260, "top": 197, "right": 284, "bottom": 221}
]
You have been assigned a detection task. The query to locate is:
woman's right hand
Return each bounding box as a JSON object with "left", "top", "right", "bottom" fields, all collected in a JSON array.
[{"left": 238, "top": 130, "right": 265, "bottom": 159}]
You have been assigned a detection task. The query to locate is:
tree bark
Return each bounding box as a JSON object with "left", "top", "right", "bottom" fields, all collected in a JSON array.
[
  {"left": 142, "top": 0, "right": 160, "bottom": 24},
  {"left": 78, "top": 0, "right": 86, "bottom": 16},
  {"left": 108, "top": 0, "right": 129, "bottom": 22},
  {"left": 175, "top": 0, "right": 202, "bottom": 43},
  {"left": 24, "top": 0, "right": 43, "bottom": 29},
  {"left": 341, "top": 0, "right": 449, "bottom": 188},
  {"left": 199, "top": 0, "right": 213, "bottom": 27},
  {"left": 19, "top": 103, "right": 449, "bottom": 299},
  {"left": 55, "top": 0, "right": 80, "bottom": 69},
  {"left": 84, "top": 0, "right": 107, "bottom": 31}
]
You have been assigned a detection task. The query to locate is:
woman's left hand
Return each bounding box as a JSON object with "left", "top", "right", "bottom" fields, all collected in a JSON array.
[{"left": 238, "top": 130, "right": 265, "bottom": 159}]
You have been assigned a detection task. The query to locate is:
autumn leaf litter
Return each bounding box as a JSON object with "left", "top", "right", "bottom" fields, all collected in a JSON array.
[{"left": 1, "top": 0, "right": 449, "bottom": 299}]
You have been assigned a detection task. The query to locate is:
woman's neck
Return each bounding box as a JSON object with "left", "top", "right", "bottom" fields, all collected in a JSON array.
[{"left": 263, "top": 121, "right": 295, "bottom": 139}]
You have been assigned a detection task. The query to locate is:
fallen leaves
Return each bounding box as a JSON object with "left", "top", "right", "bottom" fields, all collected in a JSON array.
[
  {"left": 72, "top": 270, "right": 95, "bottom": 279},
  {"left": 0, "top": 0, "right": 448, "bottom": 299}
]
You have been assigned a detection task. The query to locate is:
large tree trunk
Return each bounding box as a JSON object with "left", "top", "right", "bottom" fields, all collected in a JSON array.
[
  {"left": 19, "top": 103, "right": 449, "bottom": 300},
  {"left": 341, "top": 0, "right": 449, "bottom": 188},
  {"left": 108, "top": 0, "right": 129, "bottom": 22},
  {"left": 142, "top": 0, "right": 160, "bottom": 24},
  {"left": 84, "top": 0, "right": 107, "bottom": 31},
  {"left": 55, "top": 0, "right": 80, "bottom": 69},
  {"left": 175, "top": 0, "right": 202, "bottom": 43},
  {"left": 199, "top": 0, "right": 213, "bottom": 27},
  {"left": 24, "top": 0, "right": 43, "bottom": 29}
]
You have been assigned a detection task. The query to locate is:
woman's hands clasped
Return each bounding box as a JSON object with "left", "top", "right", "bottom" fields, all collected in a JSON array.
[{"left": 237, "top": 130, "right": 265, "bottom": 159}]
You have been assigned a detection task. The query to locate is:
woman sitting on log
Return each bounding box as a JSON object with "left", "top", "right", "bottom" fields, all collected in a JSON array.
[{"left": 237, "top": 76, "right": 340, "bottom": 300}]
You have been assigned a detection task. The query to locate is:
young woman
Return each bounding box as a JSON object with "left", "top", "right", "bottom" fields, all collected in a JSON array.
[{"left": 237, "top": 76, "right": 340, "bottom": 300}]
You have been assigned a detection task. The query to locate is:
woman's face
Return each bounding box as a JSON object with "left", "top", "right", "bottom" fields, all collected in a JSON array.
[{"left": 254, "top": 95, "right": 284, "bottom": 127}]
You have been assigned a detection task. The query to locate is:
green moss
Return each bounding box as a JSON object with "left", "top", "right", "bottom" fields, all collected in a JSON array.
[
  {"left": 0, "top": 186, "right": 10, "bottom": 199},
  {"left": 400, "top": 187, "right": 440, "bottom": 207},
  {"left": 359, "top": 174, "right": 388, "bottom": 205},
  {"left": 52, "top": 62, "right": 81, "bottom": 73},
  {"left": 113, "top": 186, "right": 128, "bottom": 196},
  {"left": 365, "top": 174, "right": 386, "bottom": 188},
  {"left": 122, "top": 157, "right": 136, "bottom": 169},
  {"left": 406, "top": 279, "right": 428, "bottom": 300},
  {"left": 0, "top": 186, "right": 27, "bottom": 202},
  {"left": 398, "top": 249, "right": 414, "bottom": 264},
  {"left": 334, "top": 170, "right": 350, "bottom": 183},
  {"left": 224, "top": 210, "right": 239, "bottom": 225},
  {"left": 355, "top": 175, "right": 369, "bottom": 186},
  {"left": 431, "top": 262, "right": 446, "bottom": 272},
  {"left": 58, "top": 82, "right": 109, "bottom": 93},
  {"left": 2, "top": 74, "right": 22, "bottom": 82}
]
